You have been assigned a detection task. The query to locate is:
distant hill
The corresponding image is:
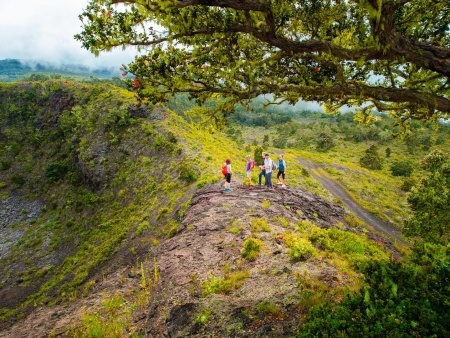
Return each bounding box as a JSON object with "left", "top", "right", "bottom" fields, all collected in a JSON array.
[{"left": 0, "top": 58, "right": 118, "bottom": 82}]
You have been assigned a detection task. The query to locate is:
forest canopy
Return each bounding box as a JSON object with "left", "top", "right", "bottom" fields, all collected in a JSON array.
[{"left": 76, "top": 0, "right": 450, "bottom": 126}]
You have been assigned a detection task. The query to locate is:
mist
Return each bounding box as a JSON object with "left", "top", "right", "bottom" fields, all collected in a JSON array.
[{"left": 0, "top": 0, "right": 137, "bottom": 70}]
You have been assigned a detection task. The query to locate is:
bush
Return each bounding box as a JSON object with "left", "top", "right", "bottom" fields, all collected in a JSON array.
[
  {"left": 390, "top": 160, "right": 413, "bottom": 177},
  {"left": 202, "top": 270, "right": 249, "bottom": 296},
  {"left": 44, "top": 162, "right": 68, "bottom": 182},
  {"left": 0, "top": 160, "right": 12, "bottom": 171},
  {"left": 242, "top": 237, "right": 263, "bottom": 261},
  {"left": 299, "top": 249, "right": 450, "bottom": 338},
  {"left": 178, "top": 159, "right": 199, "bottom": 183},
  {"left": 283, "top": 233, "right": 317, "bottom": 261},
  {"left": 359, "top": 144, "right": 383, "bottom": 170},
  {"left": 315, "top": 132, "right": 335, "bottom": 152},
  {"left": 11, "top": 173, "right": 25, "bottom": 187},
  {"left": 401, "top": 177, "right": 416, "bottom": 192}
]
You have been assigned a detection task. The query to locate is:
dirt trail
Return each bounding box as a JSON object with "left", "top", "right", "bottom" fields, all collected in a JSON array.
[{"left": 298, "top": 158, "right": 407, "bottom": 245}]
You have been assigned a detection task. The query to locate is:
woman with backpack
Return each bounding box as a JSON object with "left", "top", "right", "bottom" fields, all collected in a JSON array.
[
  {"left": 277, "top": 154, "right": 287, "bottom": 187},
  {"left": 222, "top": 158, "right": 233, "bottom": 192}
]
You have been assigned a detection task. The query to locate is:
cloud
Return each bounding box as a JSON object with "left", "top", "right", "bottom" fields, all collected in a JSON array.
[{"left": 0, "top": 0, "right": 137, "bottom": 69}]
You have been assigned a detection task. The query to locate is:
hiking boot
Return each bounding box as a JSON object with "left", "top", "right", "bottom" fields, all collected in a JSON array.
[{"left": 277, "top": 182, "right": 282, "bottom": 185}]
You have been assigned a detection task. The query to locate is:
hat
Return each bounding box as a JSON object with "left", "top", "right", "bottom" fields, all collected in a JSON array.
[{"left": 264, "top": 153, "right": 269, "bottom": 156}]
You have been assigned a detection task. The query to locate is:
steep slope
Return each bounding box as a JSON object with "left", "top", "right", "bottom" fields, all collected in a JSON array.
[{"left": 0, "top": 80, "right": 200, "bottom": 329}]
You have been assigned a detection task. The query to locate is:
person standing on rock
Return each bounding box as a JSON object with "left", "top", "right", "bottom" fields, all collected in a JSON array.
[
  {"left": 223, "top": 158, "right": 233, "bottom": 192},
  {"left": 258, "top": 151, "right": 266, "bottom": 187},
  {"left": 245, "top": 155, "right": 254, "bottom": 186},
  {"left": 264, "top": 153, "right": 274, "bottom": 189},
  {"left": 277, "top": 154, "right": 287, "bottom": 187}
]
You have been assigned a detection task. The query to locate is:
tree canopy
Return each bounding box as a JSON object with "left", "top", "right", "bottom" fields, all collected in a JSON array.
[{"left": 76, "top": 0, "right": 450, "bottom": 126}]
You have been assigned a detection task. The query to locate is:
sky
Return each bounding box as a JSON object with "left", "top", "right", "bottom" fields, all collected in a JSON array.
[{"left": 0, "top": 0, "right": 137, "bottom": 70}]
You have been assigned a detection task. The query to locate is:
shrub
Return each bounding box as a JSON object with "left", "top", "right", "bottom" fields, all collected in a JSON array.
[
  {"left": 301, "top": 167, "right": 310, "bottom": 177},
  {"left": 202, "top": 270, "right": 249, "bottom": 296},
  {"left": 390, "top": 160, "right": 414, "bottom": 177},
  {"left": 385, "top": 147, "right": 391, "bottom": 158},
  {"left": 0, "top": 160, "right": 12, "bottom": 171},
  {"left": 299, "top": 252, "right": 450, "bottom": 338},
  {"left": 250, "top": 218, "right": 271, "bottom": 232},
  {"left": 242, "top": 237, "right": 263, "bottom": 261},
  {"left": 11, "top": 173, "right": 25, "bottom": 187},
  {"left": 401, "top": 177, "right": 416, "bottom": 192},
  {"left": 256, "top": 300, "right": 281, "bottom": 316},
  {"left": 178, "top": 159, "right": 199, "bottom": 183},
  {"left": 359, "top": 144, "right": 383, "bottom": 170},
  {"left": 289, "top": 238, "right": 317, "bottom": 261},
  {"left": 315, "top": 132, "right": 335, "bottom": 152},
  {"left": 44, "top": 162, "right": 68, "bottom": 182},
  {"left": 283, "top": 233, "right": 317, "bottom": 261}
]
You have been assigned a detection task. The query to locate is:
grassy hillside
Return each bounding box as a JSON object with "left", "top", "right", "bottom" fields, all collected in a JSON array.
[
  {"left": 0, "top": 79, "right": 204, "bottom": 321},
  {"left": 229, "top": 113, "right": 450, "bottom": 227}
]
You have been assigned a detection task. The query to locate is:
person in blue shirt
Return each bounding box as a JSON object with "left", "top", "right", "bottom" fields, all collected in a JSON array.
[{"left": 276, "top": 154, "right": 287, "bottom": 187}]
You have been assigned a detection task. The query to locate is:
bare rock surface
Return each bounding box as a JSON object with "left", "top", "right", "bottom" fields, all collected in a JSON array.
[
  {"left": 0, "top": 192, "right": 44, "bottom": 260},
  {"left": 145, "top": 184, "right": 349, "bottom": 337}
]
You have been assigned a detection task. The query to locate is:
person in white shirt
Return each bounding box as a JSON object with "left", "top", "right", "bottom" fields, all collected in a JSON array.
[{"left": 263, "top": 153, "right": 273, "bottom": 188}]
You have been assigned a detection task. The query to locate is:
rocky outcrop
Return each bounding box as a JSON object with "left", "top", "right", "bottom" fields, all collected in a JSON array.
[
  {"left": 0, "top": 192, "right": 44, "bottom": 260},
  {"left": 145, "top": 184, "right": 347, "bottom": 337}
]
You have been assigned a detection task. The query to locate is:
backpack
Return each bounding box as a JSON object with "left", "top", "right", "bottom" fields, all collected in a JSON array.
[
  {"left": 272, "top": 161, "right": 278, "bottom": 170},
  {"left": 250, "top": 160, "right": 255, "bottom": 169},
  {"left": 221, "top": 164, "right": 228, "bottom": 175}
]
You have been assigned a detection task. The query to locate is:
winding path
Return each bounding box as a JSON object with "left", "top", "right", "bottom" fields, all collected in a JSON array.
[{"left": 298, "top": 158, "right": 407, "bottom": 245}]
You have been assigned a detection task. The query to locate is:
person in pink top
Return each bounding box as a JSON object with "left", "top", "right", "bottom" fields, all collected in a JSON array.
[{"left": 245, "top": 155, "right": 254, "bottom": 186}]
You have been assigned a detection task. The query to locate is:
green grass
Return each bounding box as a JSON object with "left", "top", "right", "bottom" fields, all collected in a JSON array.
[
  {"left": 241, "top": 237, "right": 264, "bottom": 261},
  {"left": 202, "top": 267, "right": 250, "bottom": 296}
]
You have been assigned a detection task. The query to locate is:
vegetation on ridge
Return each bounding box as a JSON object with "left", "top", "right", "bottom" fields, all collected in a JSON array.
[{"left": 77, "top": 0, "right": 450, "bottom": 127}]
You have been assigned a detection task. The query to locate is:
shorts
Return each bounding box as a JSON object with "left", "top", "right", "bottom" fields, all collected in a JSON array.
[
  {"left": 246, "top": 171, "right": 251, "bottom": 177},
  {"left": 226, "top": 173, "right": 231, "bottom": 183}
]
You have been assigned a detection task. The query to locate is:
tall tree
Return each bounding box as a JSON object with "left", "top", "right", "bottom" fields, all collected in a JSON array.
[
  {"left": 404, "top": 150, "right": 450, "bottom": 244},
  {"left": 76, "top": 0, "right": 450, "bottom": 126}
]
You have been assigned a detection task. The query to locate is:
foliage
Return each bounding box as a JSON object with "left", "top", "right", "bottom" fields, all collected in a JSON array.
[
  {"left": 315, "top": 132, "right": 335, "bottom": 152},
  {"left": 390, "top": 160, "right": 413, "bottom": 177},
  {"left": 44, "top": 162, "right": 68, "bottom": 182},
  {"left": 10, "top": 173, "right": 25, "bottom": 187},
  {"left": 404, "top": 150, "right": 450, "bottom": 243},
  {"left": 77, "top": 0, "right": 450, "bottom": 127},
  {"left": 283, "top": 232, "right": 317, "bottom": 261},
  {"left": 253, "top": 146, "right": 264, "bottom": 167},
  {"left": 359, "top": 144, "right": 383, "bottom": 170},
  {"left": 400, "top": 177, "right": 416, "bottom": 192},
  {"left": 299, "top": 245, "right": 450, "bottom": 338},
  {"left": 201, "top": 269, "right": 249, "bottom": 296},
  {"left": 241, "top": 237, "right": 263, "bottom": 261}
]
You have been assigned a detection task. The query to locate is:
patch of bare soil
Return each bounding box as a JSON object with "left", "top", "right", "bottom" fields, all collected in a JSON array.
[
  {"left": 0, "top": 183, "right": 401, "bottom": 338},
  {"left": 298, "top": 158, "right": 408, "bottom": 246}
]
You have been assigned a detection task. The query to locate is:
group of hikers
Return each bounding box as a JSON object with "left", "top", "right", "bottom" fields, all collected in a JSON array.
[{"left": 221, "top": 152, "right": 287, "bottom": 192}]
